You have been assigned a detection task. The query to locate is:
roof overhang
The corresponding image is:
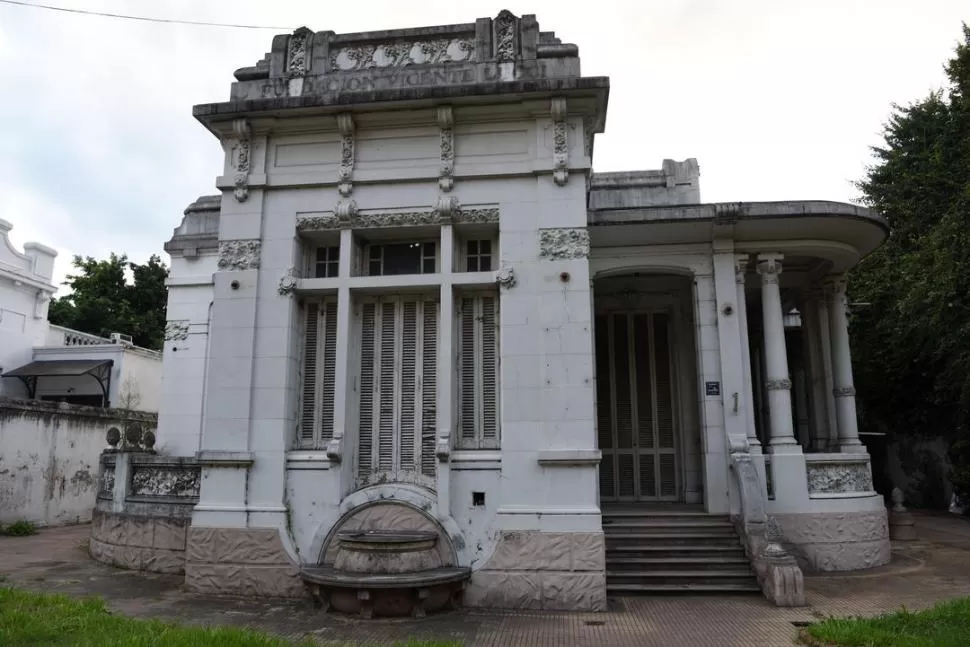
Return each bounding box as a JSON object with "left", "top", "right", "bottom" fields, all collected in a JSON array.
[{"left": 588, "top": 200, "right": 888, "bottom": 274}]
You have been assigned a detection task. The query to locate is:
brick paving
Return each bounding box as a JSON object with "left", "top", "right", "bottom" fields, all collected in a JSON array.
[{"left": 2, "top": 511, "right": 970, "bottom": 646}]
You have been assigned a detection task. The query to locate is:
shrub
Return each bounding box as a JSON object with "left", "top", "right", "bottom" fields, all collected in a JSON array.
[{"left": 2, "top": 520, "right": 37, "bottom": 537}]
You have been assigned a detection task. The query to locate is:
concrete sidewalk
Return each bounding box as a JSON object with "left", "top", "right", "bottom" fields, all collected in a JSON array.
[{"left": 2, "top": 511, "right": 970, "bottom": 646}]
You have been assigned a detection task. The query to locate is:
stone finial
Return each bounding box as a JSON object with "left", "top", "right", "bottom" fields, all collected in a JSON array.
[
  {"left": 106, "top": 426, "right": 121, "bottom": 449},
  {"left": 142, "top": 430, "right": 156, "bottom": 451},
  {"left": 891, "top": 486, "right": 907, "bottom": 513}
]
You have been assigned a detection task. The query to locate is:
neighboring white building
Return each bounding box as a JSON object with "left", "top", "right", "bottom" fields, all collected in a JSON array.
[
  {"left": 93, "top": 12, "right": 890, "bottom": 613},
  {"left": 0, "top": 219, "right": 162, "bottom": 410}
]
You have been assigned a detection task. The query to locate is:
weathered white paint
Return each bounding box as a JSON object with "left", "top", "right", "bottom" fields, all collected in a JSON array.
[{"left": 0, "top": 398, "right": 153, "bottom": 526}]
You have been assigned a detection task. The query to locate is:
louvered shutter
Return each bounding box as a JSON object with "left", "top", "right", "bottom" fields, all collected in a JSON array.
[
  {"left": 457, "top": 293, "right": 500, "bottom": 450},
  {"left": 301, "top": 303, "right": 320, "bottom": 444},
  {"left": 320, "top": 302, "right": 337, "bottom": 442},
  {"left": 356, "top": 296, "right": 438, "bottom": 489},
  {"left": 357, "top": 302, "right": 376, "bottom": 479},
  {"left": 420, "top": 301, "right": 438, "bottom": 478}
]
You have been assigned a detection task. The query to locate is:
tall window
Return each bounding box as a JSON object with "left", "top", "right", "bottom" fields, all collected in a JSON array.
[
  {"left": 357, "top": 296, "right": 438, "bottom": 487},
  {"left": 300, "top": 299, "right": 338, "bottom": 448},
  {"left": 457, "top": 293, "right": 499, "bottom": 449}
]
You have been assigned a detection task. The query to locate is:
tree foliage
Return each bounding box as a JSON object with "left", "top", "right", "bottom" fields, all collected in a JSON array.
[
  {"left": 850, "top": 24, "right": 970, "bottom": 499},
  {"left": 48, "top": 254, "right": 168, "bottom": 351}
]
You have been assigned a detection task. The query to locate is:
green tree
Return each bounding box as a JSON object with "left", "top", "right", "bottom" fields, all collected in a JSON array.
[
  {"left": 48, "top": 254, "right": 169, "bottom": 350},
  {"left": 851, "top": 24, "right": 970, "bottom": 501}
]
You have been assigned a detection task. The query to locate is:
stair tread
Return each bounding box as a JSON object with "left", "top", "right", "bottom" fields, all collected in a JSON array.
[
  {"left": 607, "top": 556, "right": 749, "bottom": 564},
  {"left": 607, "top": 545, "right": 745, "bottom": 552},
  {"left": 606, "top": 532, "right": 741, "bottom": 539},
  {"left": 608, "top": 569, "right": 754, "bottom": 577},
  {"left": 608, "top": 583, "right": 761, "bottom": 592}
]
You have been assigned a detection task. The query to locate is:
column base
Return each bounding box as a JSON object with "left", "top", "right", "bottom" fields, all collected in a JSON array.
[
  {"left": 838, "top": 442, "right": 867, "bottom": 454},
  {"left": 768, "top": 441, "right": 803, "bottom": 456}
]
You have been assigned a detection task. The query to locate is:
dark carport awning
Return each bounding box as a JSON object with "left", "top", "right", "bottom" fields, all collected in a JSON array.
[{"left": 2, "top": 359, "right": 113, "bottom": 405}]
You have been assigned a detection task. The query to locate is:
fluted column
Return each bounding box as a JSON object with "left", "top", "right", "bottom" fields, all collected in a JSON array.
[
  {"left": 736, "top": 253, "right": 761, "bottom": 454},
  {"left": 757, "top": 254, "right": 799, "bottom": 453},
  {"left": 825, "top": 277, "right": 865, "bottom": 453}
]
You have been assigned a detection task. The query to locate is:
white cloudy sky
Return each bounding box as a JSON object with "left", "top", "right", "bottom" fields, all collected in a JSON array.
[{"left": 1, "top": 1, "right": 967, "bottom": 291}]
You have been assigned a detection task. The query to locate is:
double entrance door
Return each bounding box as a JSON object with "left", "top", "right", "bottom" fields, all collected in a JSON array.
[{"left": 596, "top": 310, "right": 679, "bottom": 502}]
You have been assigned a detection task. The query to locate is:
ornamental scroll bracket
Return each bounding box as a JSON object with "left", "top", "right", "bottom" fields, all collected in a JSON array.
[
  {"left": 494, "top": 266, "right": 516, "bottom": 289},
  {"left": 436, "top": 106, "right": 455, "bottom": 192},
  {"left": 335, "top": 200, "right": 359, "bottom": 228},
  {"left": 232, "top": 119, "right": 252, "bottom": 202},
  {"left": 337, "top": 113, "right": 356, "bottom": 197},
  {"left": 278, "top": 266, "right": 298, "bottom": 296},
  {"left": 326, "top": 429, "right": 344, "bottom": 462},
  {"left": 433, "top": 196, "right": 461, "bottom": 224},
  {"left": 551, "top": 97, "right": 569, "bottom": 187}
]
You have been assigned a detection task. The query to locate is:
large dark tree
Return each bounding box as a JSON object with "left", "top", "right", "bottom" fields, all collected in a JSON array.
[
  {"left": 851, "top": 24, "right": 970, "bottom": 502},
  {"left": 48, "top": 254, "right": 168, "bottom": 351}
]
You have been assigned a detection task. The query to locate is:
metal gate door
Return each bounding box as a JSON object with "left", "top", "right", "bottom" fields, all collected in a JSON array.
[{"left": 596, "top": 311, "right": 678, "bottom": 502}]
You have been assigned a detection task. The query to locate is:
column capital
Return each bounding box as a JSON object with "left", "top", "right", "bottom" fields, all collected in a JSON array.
[
  {"left": 756, "top": 253, "right": 784, "bottom": 284},
  {"left": 823, "top": 275, "right": 848, "bottom": 295},
  {"left": 735, "top": 254, "right": 751, "bottom": 284}
]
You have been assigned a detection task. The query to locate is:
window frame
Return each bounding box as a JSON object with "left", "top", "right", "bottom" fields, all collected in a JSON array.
[
  {"left": 363, "top": 240, "right": 439, "bottom": 277},
  {"left": 455, "top": 290, "right": 501, "bottom": 450}
]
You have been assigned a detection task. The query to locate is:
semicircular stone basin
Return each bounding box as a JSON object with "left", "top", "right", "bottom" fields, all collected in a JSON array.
[{"left": 302, "top": 528, "right": 470, "bottom": 618}]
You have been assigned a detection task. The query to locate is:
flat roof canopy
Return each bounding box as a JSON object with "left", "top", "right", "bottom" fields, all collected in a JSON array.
[{"left": 2, "top": 359, "right": 113, "bottom": 405}]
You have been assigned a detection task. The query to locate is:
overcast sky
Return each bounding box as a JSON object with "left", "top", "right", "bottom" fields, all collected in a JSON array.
[{"left": 1, "top": 1, "right": 967, "bottom": 291}]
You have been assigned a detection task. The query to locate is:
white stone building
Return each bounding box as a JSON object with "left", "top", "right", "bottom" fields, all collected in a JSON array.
[{"left": 96, "top": 12, "right": 890, "bottom": 613}]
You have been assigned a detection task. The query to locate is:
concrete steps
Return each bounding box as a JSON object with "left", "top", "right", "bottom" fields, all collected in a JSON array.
[{"left": 603, "top": 509, "right": 760, "bottom": 595}]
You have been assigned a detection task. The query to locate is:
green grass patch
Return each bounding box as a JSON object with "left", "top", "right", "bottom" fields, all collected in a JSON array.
[
  {"left": 1, "top": 520, "right": 37, "bottom": 536},
  {"left": 0, "top": 587, "right": 461, "bottom": 646},
  {"left": 802, "top": 597, "right": 970, "bottom": 647}
]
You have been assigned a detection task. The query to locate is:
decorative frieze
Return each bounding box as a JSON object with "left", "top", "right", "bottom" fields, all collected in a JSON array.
[
  {"left": 232, "top": 119, "right": 252, "bottom": 202},
  {"left": 218, "top": 240, "right": 261, "bottom": 271},
  {"left": 806, "top": 460, "right": 874, "bottom": 495},
  {"left": 337, "top": 114, "right": 355, "bottom": 197},
  {"left": 493, "top": 10, "right": 517, "bottom": 61},
  {"left": 833, "top": 386, "right": 857, "bottom": 398},
  {"left": 766, "top": 378, "right": 792, "bottom": 391},
  {"left": 130, "top": 465, "right": 201, "bottom": 498},
  {"left": 278, "top": 267, "right": 298, "bottom": 295},
  {"left": 330, "top": 39, "right": 474, "bottom": 71},
  {"left": 287, "top": 27, "right": 312, "bottom": 76},
  {"left": 538, "top": 228, "right": 590, "bottom": 260},
  {"left": 436, "top": 106, "right": 455, "bottom": 192},
  {"left": 551, "top": 97, "right": 569, "bottom": 186},
  {"left": 297, "top": 205, "right": 499, "bottom": 231},
  {"left": 164, "top": 320, "right": 190, "bottom": 342}
]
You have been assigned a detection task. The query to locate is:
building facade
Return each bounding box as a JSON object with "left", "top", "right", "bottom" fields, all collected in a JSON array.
[{"left": 95, "top": 12, "right": 890, "bottom": 612}]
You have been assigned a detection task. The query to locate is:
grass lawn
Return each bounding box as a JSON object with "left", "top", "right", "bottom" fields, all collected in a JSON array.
[
  {"left": 801, "top": 597, "right": 970, "bottom": 647},
  {"left": 0, "top": 587, "right": 460, "bottom": 647}
]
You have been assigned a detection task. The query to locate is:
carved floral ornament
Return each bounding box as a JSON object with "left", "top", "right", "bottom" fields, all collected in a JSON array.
[
  {"left": 806, "top": 461, "right": 874, "bottom": 495},
  {"left": 329, "top": 39, "right": 474, "bottom": 71},
  {"left": 766, "top": 378, "right": 792, "bottom": 391},
  {"left": 337, "top": 114, "right": 355, "bottom": 197},
  {"left": 164, "top": 320, "right": 189, "bottom": 342},
  {"left": 538, "top": 228, "right": 590, "bottom": 260},
  {"left": 287, "top": 27, "right": 313, "bottom": 76},
  {"left": 218, "top": 240, "right": 261, "bottom": 271},
  {"left": 296, "top": 202, "right": 499, "bottom": 231},
  {"left": 493, "top": 10, "right": 517, "bottom": 61},
  {"left": 130, "top": 465, "right": 201, "bottom": 498},
  {"left": 232, "top": 119, "right": 251, "bottom": 202},
  {"left": 756, "top": 254, "right": 783, "bottom": 284},
  {"left": 551, "top": 97, "right": 569, "bottom": 187},
  {"left": 436, "top": 106, "right": 455, "bottom": 192},
  {"left": 278, "top": 266, "right": 298, "bottom": 296}
]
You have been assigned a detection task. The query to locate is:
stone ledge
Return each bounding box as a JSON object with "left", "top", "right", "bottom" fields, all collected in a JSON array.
[
  {"left": 195, "top": 450, "right": 255, "bottom": 467},
  {"left": 536, "top": 449, "right": 601, "bottom": 466}
]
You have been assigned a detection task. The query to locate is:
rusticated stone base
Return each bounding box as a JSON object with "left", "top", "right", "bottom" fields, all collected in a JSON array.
[
  {"left": 465, "top": 531, "right": 606, "bottom": 611},
  {"left": 89, "top": 508, "right": 189, "bottom": 574},
  {"left": 773, "top": 510, "right": 891, "bottom": 572},
  {"left": 185, "top": 527, "right": 304, "bottom": 598}
]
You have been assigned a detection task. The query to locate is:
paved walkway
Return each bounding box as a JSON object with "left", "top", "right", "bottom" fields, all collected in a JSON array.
[{"left": 3, "top": 511, "right": 970, "bottom": 646}]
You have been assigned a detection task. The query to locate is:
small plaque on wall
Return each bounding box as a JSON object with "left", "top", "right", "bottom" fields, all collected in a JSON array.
[{"left": 705, "top": 381, "right": 721, "bottom": 396}]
